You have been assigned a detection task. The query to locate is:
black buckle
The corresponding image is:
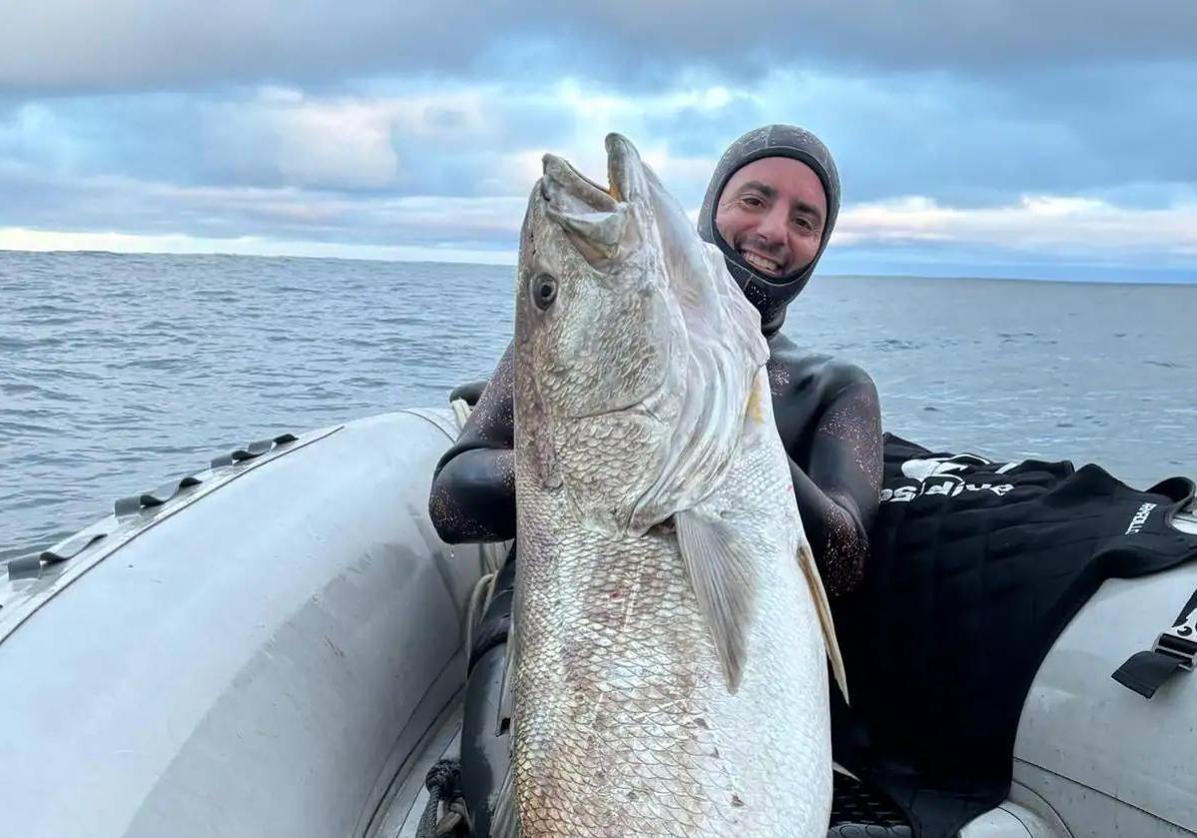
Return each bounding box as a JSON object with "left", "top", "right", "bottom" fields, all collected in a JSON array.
[{"left": 1153, "top": 612, "right": 1197, "bottom": 672}]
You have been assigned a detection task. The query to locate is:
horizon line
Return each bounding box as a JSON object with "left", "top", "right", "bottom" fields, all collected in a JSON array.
[{"left": 2, "top": 243, "right": 1194, "bottom": 287}]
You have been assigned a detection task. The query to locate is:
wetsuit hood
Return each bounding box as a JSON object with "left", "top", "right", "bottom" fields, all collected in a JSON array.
[{"left": 698, "top": 124, "right": 841, "bottom": 336}]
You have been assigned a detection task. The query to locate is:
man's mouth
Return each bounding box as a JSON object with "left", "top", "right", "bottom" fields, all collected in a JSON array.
[{"left": 741, "top": 249, "right": 784, "bottom": 276}]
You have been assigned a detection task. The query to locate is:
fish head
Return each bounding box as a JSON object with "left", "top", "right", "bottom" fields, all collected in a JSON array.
[
  {"left": 519, "top": 135, "right": 662, "bottom": 388},
  {"left": 514, "top": 134, "right": 769, "bottom": 535},
  {"left": 513, "top": 134, "right": 683, "bottom": 533}
]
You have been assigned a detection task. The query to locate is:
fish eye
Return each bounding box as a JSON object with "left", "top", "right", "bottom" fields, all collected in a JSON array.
[{"left": 532, "top": 274, "right": 558, "bottom": 310}]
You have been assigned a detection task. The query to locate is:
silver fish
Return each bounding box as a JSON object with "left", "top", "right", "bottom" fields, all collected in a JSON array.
[{"left": 497, "top": 133, "right": 847, "bottom": 838}]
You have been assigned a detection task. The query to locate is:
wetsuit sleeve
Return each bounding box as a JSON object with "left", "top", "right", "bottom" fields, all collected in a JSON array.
[
  {"left": 789, "top": 371, "right": 883, "bottom": 597},
  {"left": 428, "top": 341, "right": 517, "bottom": 544}
]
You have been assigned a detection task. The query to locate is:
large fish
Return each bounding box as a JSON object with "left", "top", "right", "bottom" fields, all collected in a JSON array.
[{"left": 497, "top": 133, "right": 847, "bottom": 837}]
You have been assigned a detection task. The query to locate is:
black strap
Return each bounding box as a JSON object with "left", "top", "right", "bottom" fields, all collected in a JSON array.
[
  {"left": 1112, "top": 650, "right": 1188, "bottom": 699},
  {"left": 1112, "top": 586, "right": 1197, "bottom": 698}
]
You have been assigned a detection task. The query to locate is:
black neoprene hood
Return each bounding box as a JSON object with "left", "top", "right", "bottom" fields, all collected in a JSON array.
[{"left": 698, "top": 124, "right": 841, "bottom": 335}]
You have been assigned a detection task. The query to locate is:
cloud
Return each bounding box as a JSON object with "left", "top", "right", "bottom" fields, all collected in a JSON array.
[
  {"left": 0, "top": 163, "right": 528, "bottom": 249},
  {"left": 4, "top": 61, "right": 1195, "bottom": 208},
  {"left": 2, "top": 1, "right": 1195, "bottom": 95},
  {"left": 836, "top": 195, "right": 1197, "bottom": 259},
  {"left": 6, "top": 169, "right": 1195, "bottom": 282},
  {"left": 0, "top": 226, "right": 516, "bottom": 264},
  {"left": 204, "top": 92, "right": 411, "bottom": 190},
  {"left": 0, "top": 84, "right": 537, "bottom": 193},
  {"left": 0, "top": 80, "right": 739, "bottom": 200},
  {"left": 739, "top": 64, "right": 1197, "bottom": 207},
  {"left": 1, "top": 5, "right": 1194, "bottom": 280}
]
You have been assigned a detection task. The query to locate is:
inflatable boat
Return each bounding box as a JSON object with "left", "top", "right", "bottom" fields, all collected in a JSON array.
[{"left": 2, "top": 404, "right": 1195, "bottom": 837}]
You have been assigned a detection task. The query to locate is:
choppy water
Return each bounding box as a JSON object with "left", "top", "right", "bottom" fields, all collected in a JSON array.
[{"left": 3, "top": 250, "right": 1195, "bottom": 560}]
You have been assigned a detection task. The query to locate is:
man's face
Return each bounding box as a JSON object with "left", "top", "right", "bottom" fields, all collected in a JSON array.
[{"left": 714, "top": 156, "right": 827, "bottom": 279}]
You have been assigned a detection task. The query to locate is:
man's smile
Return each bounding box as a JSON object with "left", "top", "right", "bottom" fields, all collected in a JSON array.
[{"left": 741, "top": 248, "right": 785, "bottom": 276}]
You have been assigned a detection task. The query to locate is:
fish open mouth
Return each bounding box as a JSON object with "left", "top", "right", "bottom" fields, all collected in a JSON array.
[
  {"left": 537, "top": 135, "right": 649, "bottom": 265},
  {"left": 541, "top": 153, "right": 618, "bottom": 216},
  {"left": 540, "top": 133, "right": 642, "bottom": 215}
]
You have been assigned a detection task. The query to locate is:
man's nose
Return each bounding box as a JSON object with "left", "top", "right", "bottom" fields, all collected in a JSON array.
[{"left": 757, "top": 204, "right": 789, "bottom": 246}]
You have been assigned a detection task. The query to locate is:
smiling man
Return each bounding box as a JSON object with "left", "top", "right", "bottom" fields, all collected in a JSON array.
[
  {"left": 715, "top": 156, "right": 826, "bottom": 279},
  {"left": 429, "top": 123, "right": 882, "bottom": 599},
  {"left": 698, "top": 124, "right": 883, "bottom": 597}
]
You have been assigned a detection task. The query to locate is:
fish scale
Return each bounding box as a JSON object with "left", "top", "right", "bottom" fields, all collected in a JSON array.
[{"left": 514, "top": 412, "right": 832, "bottom": 835}]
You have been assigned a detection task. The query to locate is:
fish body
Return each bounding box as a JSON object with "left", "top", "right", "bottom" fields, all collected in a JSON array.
[{"left": 503, "top": 134, "right": 844, "bottom": 837}]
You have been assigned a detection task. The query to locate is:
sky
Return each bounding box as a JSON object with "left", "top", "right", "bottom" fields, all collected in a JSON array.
[{"left": 2, "top": 1, "right": 1196, "bottom": 281}]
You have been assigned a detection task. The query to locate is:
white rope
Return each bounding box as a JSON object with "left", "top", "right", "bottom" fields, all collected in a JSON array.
[
  {"left": 465, "top": 570, "right": 498, "bottom": 661},
  {"left": 450, "top": 397, "right": 472, "bottom": 433}
]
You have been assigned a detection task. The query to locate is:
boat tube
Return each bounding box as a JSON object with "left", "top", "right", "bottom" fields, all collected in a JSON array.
[
  {"left": 1, "top": 406, "right": 1194, "bottom": 837},
  {"left": 0, "top": 408, "right": 491, "bottom": 838}
]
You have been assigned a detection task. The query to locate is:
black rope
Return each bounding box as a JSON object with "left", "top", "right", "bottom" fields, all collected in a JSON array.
[{"left": 416, "top": 759, "right": 472, "bottom": 838}]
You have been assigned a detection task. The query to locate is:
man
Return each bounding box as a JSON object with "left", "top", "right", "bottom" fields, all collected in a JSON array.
[
  {"left": 428, "top": 123, "right": 883, "bottom": 836},
  {"left": 429, "top": 123, "right": 882, "bottom": 597}
]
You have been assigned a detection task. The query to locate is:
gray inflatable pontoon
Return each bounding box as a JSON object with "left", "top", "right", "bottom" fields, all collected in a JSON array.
[
  {"left": 0, "top": 408, "right": 494, "bottom": 838},
  {"left": 2, "top": 407, "right": 1195, "bottom": 837}
]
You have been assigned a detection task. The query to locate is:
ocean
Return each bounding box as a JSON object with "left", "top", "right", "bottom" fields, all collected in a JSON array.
[{"left": 3, "top": 250, "right": 1195, "bottom": 560}]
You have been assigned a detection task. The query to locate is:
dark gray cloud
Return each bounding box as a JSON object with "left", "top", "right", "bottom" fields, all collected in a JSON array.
[{"left": 3, "top": 1, "right": 1196, "bottom": 95}]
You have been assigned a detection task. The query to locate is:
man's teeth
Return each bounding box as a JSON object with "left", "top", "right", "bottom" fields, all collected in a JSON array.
[{"left": 743, "top": 251, "right": 780, "bottom": 273}]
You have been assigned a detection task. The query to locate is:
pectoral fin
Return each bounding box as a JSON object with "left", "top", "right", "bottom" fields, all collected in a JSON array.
[
  {"left": 797, "top": 541, "right": 850, "bottom": 704},
  {"left": 675, "top": 507, "right": 759, "bottom": 694}
]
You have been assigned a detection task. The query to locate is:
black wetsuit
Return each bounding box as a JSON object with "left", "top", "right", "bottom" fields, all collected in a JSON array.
[{"left": 428, "top": 329, "right": 882, "bottom": 596}]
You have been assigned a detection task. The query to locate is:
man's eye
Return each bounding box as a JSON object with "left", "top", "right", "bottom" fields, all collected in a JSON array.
[{"left": 742, "top": 195, "right": 763, "bottom": 208}]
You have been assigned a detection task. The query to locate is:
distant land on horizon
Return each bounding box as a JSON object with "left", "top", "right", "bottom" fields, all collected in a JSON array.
[{"left": 1, "top": 246, "right": 1194, "bottom": 286}]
